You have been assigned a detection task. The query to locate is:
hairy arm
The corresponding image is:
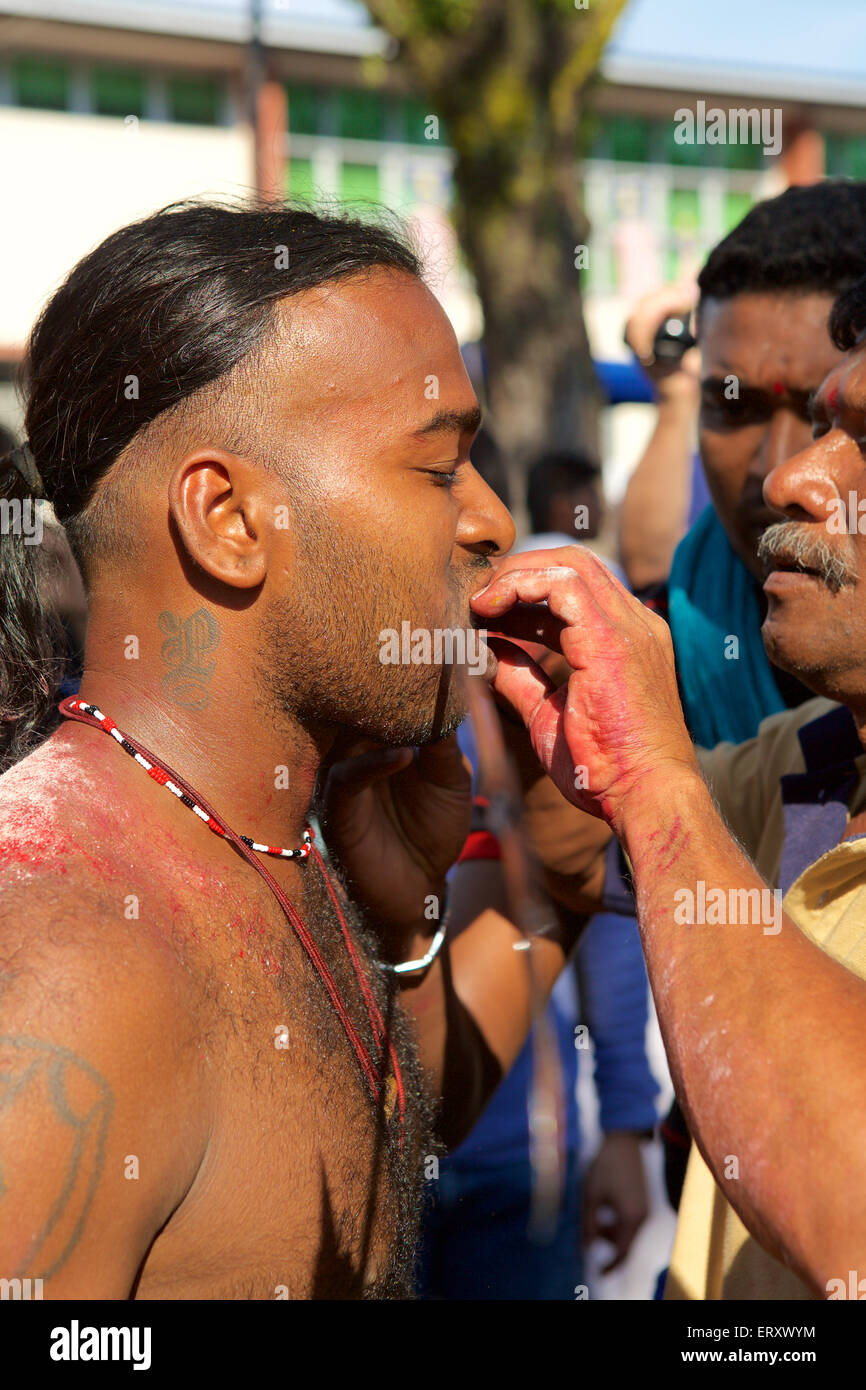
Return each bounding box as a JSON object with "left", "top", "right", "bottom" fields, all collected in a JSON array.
[
  {"left": 619, "top": 767, "right": 866, "bottom": 1293},
  {"left": 618, "top": 283, "right": 700, "bottom": 591},
  {"left": 0, "top": 879, "right": 206, "bottom": 1297},
  {"left": 617, "top": 381, "right": 696, "bottom": 591},
  {"left": 469, "top": 544, "right": 866, "bottom": 1293}
]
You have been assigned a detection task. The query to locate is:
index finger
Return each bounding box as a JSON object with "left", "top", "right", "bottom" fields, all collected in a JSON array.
[{"left": 472, "top": 547, "right": 644, "bottom": 632}]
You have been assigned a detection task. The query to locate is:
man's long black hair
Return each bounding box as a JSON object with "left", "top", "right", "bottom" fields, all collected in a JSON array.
[{"left": 0, "top": 199, "right": 422, "bottom": 769}]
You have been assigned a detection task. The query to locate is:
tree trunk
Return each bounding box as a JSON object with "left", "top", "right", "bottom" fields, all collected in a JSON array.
[
  {"left": 452, "top": 128, "right": 600, "bottom": 518},
  {"left": 364, "top": 0, "right": 630, "bottom": 527}
]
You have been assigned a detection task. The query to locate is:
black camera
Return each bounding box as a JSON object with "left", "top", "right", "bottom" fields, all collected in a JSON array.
[{"left": 651, "top": 313, "right": 696, "bottom": 362}]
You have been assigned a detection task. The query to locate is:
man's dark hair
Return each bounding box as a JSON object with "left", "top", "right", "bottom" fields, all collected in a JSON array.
[
  {"left": 526, "top": 449, "right": 600, "bottom": 534},
  {"left": 0, "top": 198, "right": 422, "bottom": 767},
  {"left": 829, "top": 270, "right": 866, "bottom": 351},
  {"left": 21, "top": 199, "right": 421, "bottom": 560},
  {"left": 698, "top": 180, "right": 866, "bottom": 308}
]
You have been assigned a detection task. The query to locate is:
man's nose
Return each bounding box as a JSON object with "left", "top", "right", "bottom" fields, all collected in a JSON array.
[
  {"left": 457, "top": 467, "right": 517, "bottom": 557},
  {"left": 763, "top": 430, "right": 860, "bottom": 524}
]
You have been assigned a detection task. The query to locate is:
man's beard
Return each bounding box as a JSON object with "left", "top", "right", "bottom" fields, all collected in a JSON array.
[
  {"left": 757, "top": 521, "right": 857, "bottom": 592},
  {"left": 257, "top": 513, "right": 491, "bottom": 746}
]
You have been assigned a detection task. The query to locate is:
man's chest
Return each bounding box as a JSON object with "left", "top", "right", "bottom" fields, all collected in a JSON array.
[{"left": 133, "top": 869, "right": 427, "bottom": 1298}]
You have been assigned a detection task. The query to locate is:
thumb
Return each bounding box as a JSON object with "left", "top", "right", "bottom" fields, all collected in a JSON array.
[
  {"left": 326, "top": 745, "right": 414, "bottom": 793},
  {"left": 414, "top": 734, "right": 471, "bottom": 787},
  {"left": 485, "top": 636, "right": 557, "bottom": 728}
]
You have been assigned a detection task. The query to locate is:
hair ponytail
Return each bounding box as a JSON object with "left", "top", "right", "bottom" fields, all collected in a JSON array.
[{"left": 0, "top": 449, "right": 64, "bottom": 771}]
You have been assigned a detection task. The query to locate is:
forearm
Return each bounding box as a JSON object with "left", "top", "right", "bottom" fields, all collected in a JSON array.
[
  {"left": 618, "top": 391, "right": 695, "bottom": 591},
  {"left": 622, "top": 767, "right": 866, "bottom": 1290}
]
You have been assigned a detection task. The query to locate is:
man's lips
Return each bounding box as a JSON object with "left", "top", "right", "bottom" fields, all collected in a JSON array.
[{"left": 762, "top": 562, "right": 826, "bottom": 596}]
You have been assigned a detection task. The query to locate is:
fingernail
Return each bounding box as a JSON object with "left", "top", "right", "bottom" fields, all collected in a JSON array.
[{"left": 470, "top": 583, "right": 489, "bottom": 599}]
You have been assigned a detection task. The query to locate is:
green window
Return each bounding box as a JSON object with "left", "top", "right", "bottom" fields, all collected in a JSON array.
[
  {"left": 722, "top": 191, "right": 753, "bottom": 234},
  {"left": 668, "top": 187, "right": 700, "bottom": 231},
  {"left": 826, "top": 134, "right": 866, "bottom": 180},
  {"left": 719, "top": 136, "right": 765, "bottom": 170},
  {"left": 844, "top": 135, "right": 866, "bottom": 179},
  {"left": 11, "top": 56, "right": 69, "bottom": 110},
  {"left": 664, "top": 187, "right": 701, "bottom": 281},
  {"left": 337, "top": 88, "right": 385, "bottom": 141},
  {"left": 825, "top": 134, "right": 845, "bottom": 177},
  {"left": 607, "top": 115, "right": 651, "bottom": 164},
  {"left": 287, "top": 157, "right": 315, "bottom": 201},
  {"left": 339, "top": 162, "right": 380, "bottom": 208},
  {"left": 286, "top": 84, "right": 320, "bottom": 136},
  {"left": 664, "top": 118, "right": 706, "bottom": 167},
  {"left": 167, "top": 75, "right": 221, "bottom": 125},
  {"left": 664, "top": 111, "right": 768, "bottom": 169},
  {"left": 92, "top": 67, "right": 147, "bottom": 118},
  {"left": 404, "top": 97, "right": 442, "bottom": 145}
]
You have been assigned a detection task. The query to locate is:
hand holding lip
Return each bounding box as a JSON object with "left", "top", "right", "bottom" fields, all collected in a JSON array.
[{"left": 469, "top": 547, "right": 699, "bottom": 828}]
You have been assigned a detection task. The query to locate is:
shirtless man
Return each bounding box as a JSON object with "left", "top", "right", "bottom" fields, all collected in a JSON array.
[{"left": 0, "top": 202, "right": 578, "bottom": 1299}]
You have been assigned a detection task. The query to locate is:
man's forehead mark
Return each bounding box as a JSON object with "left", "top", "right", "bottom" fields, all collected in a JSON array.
[
  {"left": 702, "top": 372, "right": 812, "bottom": 400},
  {"left": 410, "top": 406, "right": 482, "bottom": 440}
]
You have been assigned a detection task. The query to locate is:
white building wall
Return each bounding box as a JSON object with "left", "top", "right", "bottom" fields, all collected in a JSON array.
[{"left": 0, "top": 108, "right": 253, "bottom": 351}]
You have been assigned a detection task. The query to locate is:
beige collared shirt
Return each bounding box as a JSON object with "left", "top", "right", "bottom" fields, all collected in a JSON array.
[{"left": 665, "top": 697, "right": 866, "bottom": 1300}]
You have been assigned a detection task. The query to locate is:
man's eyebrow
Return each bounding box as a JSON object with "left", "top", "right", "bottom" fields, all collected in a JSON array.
[
  {"left": 699, "top": 373, "right": 755, "bottom": 390},
  {"left": 410, "top": 406, "right": 483, "bottom": 439},
  {"left": 699, "top": 374, "right": 761, "bottom": 392}
]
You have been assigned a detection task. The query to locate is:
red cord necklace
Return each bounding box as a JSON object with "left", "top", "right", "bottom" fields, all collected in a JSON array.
[{"left": 58, "top": 695, "right": 406, "bottom": 1147}]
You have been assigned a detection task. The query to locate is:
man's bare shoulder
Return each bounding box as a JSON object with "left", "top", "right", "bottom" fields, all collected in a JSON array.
[
  {"left": 0, "top": 740, "right": 212, "bottom": 1295},
  {"left": 0, "top": 923, "right": 209, "bottom": 1295},
  {"left": 0, "top": 731, "right": 206, "bottom": 1017}
]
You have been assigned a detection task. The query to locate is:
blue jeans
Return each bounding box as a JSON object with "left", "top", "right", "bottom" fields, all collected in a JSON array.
[{"left": 415, "top": 1151, "right": 583, "bottom": 1300}]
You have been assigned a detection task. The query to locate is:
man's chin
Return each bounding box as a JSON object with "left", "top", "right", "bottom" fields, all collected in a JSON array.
[
  {"left": 356, "top": 705, "right": 466, "bottom": 748},
  {"left": 761, "top": 616, "right": 829, "bottom": 699},
  {"left": 349, "top": 674, "right": 468, "bottom": 747}
]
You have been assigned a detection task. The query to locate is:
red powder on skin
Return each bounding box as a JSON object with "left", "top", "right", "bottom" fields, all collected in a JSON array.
[
  {"left": 772, "top": 381, "right": 785, "bottom": 396},
  {"left": 3, "top": 746, "right": 288, "bottom": 980},
  {"left": 223, "top": 908, "right": 285, "bottom": 978},
  {"left": 0, "top": 815, "right": 118, "bottom": 882},
  {"left": 828, "top": 384, "right": 840, "bottom": 412}
]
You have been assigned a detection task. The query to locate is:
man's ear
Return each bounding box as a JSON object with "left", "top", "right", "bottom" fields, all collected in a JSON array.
[{"left": 168, "top": 449, "right": 282, "bottom": 589}]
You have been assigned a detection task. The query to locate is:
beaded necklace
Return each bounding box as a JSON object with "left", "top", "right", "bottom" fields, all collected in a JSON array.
[
  {"left": 64, "top": 698, "right": 313, "bottom": 860},
  {"left": 58, "top": 695, "right": 406, "bottom": 1146}
]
